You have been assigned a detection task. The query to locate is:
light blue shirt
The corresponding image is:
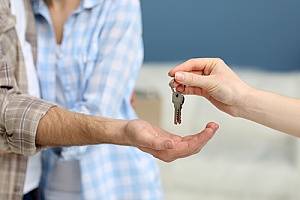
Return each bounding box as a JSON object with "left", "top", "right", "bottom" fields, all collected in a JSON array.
[{"left": 32, "top": 0, "right": 163, "bottom": 199}]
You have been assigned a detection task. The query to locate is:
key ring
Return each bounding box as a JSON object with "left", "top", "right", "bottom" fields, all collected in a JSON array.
[{"left": 171, "top": 79, "right": 186, "bottom": 93}]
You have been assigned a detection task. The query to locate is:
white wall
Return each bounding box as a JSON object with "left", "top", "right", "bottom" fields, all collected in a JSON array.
[{"left": 135, "top": 63, "right": 300, "bottom": 200}]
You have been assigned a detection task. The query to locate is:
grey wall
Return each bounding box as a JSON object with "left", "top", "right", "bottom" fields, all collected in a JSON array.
[{"left": 141, "top": 0, "right": 300, "bottom": 71}]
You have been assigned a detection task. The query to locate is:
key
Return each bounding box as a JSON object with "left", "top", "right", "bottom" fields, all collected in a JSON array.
[
  {"left": 172, "top": 91, "right": 185, "bottom": 125},
  {"left": 170, "top": 79, "right": 186, "bottom": 125}
]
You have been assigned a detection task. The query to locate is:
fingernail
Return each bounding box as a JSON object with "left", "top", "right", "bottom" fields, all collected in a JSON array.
[
  {"left": 213, "top": 124, "right": 219, "bottom": 130},
  {"left": 175, "top": 72, "right": 184, "bottom": 82},
  {"left": 165, "top": 141, "right": 173, "bottom": 149}
]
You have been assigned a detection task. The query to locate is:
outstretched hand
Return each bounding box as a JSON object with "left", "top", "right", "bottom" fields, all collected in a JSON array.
[{"left": 124, "top": 119, "right": 219, "bottom": 162}]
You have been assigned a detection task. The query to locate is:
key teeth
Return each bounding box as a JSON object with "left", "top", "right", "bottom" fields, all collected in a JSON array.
[
  {"left": 174, "top": 110, "right": 178, "bottom": 125},
  {"left": 176, "top": 110, "right": 181, "bottom": 125}
]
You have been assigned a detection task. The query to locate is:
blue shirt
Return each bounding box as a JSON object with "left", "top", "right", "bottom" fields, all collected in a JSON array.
[{"left": 32, "top": 0, "right": 164, "bottom": 199}]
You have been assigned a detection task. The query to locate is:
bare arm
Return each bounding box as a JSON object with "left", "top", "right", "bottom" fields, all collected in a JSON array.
[
  {"left": 169, "top": 58, "right": 300, "bottom": 137},
  {"left": 242, "top": 89, "right": 300, "bottom": 137},
  {"left": 37, "top": 106, "right": 219, "bottom": 162}
]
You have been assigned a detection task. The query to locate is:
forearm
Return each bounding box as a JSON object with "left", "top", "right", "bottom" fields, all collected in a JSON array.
[
  {"left": 36, "top": 105, "right": 220, "bottom": 163},
  {"left": 36, "top": 107, "right": 129, "bottom": 147},
  {"left": 240, "top": 88, "right": 300, "bottom": 137}
]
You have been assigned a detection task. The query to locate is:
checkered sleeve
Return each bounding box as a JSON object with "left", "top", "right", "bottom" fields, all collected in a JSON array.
[
  {"left": 1, "top": 92, "right": 54, "bottom": 155},
  {"left": 0, "top": 3, "right": 55, "bottom": 156}
]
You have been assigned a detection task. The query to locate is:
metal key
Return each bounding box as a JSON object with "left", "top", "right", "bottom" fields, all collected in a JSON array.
[
  {"left": 172, "top": 91, "right": 185, "bottom": 125},
  {"left": 171, "top": 79, "right": 186, "bottom": 125}
]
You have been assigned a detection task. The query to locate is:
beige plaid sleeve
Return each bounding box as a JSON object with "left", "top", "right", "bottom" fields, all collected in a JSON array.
[{"left": 0, "top": 1, "right": 55, "bottom": 156}]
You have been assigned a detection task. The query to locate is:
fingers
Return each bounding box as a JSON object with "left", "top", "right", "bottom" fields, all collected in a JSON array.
[
  {"left": 126, "top": 120, "right": 176, "bottom": 151},
  {"left": 168, "top": 58, "right": 221, "bottom": 77},
  {"left": 184, "top": 122, "right": 219, "bottom": 154},
  {"left": 134, "top": 126, "right": 176, "bottom": 150},
  {"left": 182, "top": 121, "right": 218, "bottom": 142},
  {"left": 168, "top": 72, "right": 210, "bottom": 96},
  {"left": 174, "top": 71, "right": 209, "bottom": 88},
  {"left": 180, "top": 122, "right": 218, "bottom": 154},
  {"left": 168, "top": 58, "right": 225, "bottom": 93},
  {"left": 137, "top": 134, "right": 175, "bottom": 151},
  {"left": 138, "top": 122, "right": 219, "bottom": 162},
  {"left": 151, "top": 138, "right": 175, "bottom": 150}
]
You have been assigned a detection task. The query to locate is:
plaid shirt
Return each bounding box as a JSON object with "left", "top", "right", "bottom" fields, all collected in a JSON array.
[
  {"left": 0, "top": 0, "right": 54, "bottom": 199},
  {"left": 33, "top": 0, "right": 164, "bottom": 199}
]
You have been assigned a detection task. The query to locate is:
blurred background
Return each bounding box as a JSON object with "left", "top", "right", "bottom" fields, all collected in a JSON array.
[
  {"left": 141, "top": 0, "right": 300, "bottom": 71},
  {"left": 134, "top": 1, "right": 300, "bottom": 200}
]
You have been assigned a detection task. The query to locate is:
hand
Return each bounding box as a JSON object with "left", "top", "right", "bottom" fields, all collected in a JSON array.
[
  {"left": 124, "top": 119, "right": 219, "bottom": 162},
  {"left": 168, "top": 58, "right": 253, "bottom": 117}
]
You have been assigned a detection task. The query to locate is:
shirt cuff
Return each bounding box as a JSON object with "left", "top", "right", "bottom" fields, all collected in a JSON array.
[{"left": 3, "top": 93, "right": 55, "bottom": 156}]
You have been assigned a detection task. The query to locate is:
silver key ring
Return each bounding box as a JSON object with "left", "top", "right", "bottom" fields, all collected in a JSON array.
[{"left": 171, "top": 79, "right": 186, "bottom": 93}]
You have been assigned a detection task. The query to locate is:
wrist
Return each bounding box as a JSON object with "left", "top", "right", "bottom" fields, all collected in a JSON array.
[
  {"left": 237, "top": 87, "right": 262, "bottom": 120},
  {"left": 91, "top": 117, "right": 129, "bottom": 146}
]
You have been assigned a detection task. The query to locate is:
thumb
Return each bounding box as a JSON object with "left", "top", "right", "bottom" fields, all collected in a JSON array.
[
  {"left": 175, "top": 72, "right": 210, "bottom": 88},
  {"left": 146, "top": 137, "right": 175, "bottom": 150}
]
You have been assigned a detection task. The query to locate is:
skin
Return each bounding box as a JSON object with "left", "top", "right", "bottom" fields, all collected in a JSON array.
[
  {"left": 44, "top": 0, "right": 80, "bottom": 44},
  {"left": 168, "top": 58, "right": 300, "bottom": 138},
  {"left": 36, "top": 106, "right": 219, "bottom": 162}
]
